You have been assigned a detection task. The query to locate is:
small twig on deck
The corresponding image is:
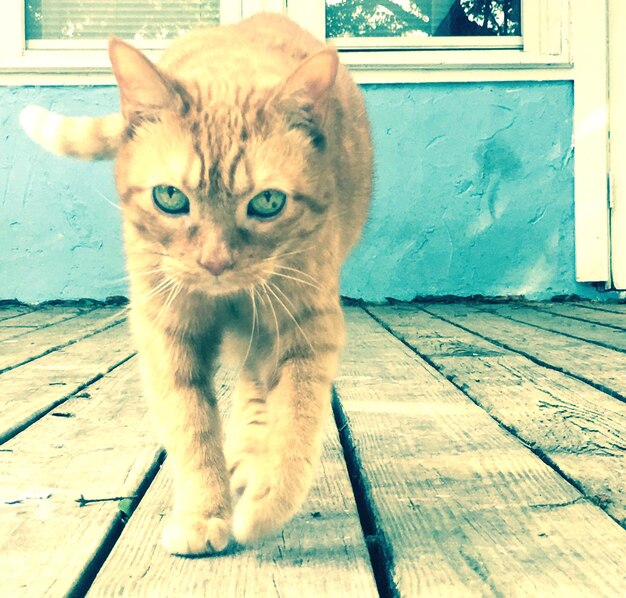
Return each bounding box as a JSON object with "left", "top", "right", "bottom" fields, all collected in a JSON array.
[
  {"left": 75, "top": 493, "right": 137, "bottom": 507},
  {"left": 5, "top": 493, "right": 52, "bottom": 505}
]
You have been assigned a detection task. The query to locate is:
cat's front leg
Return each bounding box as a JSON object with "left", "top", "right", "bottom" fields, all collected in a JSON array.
[
  {"left": 230, "top": 306, "right": 344, "bottom": 544},
  {"left": 133, "top": 313, "right": 231, "bottom": 555}
]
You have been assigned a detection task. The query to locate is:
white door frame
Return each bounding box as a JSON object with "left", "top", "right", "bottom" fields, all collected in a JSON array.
[
  {"left": 572, "top": 0, "right": 610, "bottom": 284},
  {"left": 609, "top": 0, "right": 626, "bottom": 289}
]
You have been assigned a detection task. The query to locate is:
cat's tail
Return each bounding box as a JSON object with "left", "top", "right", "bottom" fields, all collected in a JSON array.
[{"left": 19, "top": 105, "right": 124, "bottom": 160}]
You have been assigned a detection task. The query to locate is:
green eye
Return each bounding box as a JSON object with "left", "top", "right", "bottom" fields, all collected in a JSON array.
[
  {"left": 152, "top": 185, "right": 190, "bottom": 215},
  {"left": 247, "top": 190, "right": 287, "bottom": 219}
]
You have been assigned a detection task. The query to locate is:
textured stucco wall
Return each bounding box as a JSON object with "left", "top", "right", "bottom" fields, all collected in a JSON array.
[{"left": 0, "top": 82, "right": 600, "bottom": 302}]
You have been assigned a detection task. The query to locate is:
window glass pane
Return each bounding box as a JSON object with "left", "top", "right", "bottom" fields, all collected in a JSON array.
[
  {"left": 326, "top": 0, "right": 521, "bottom": 38},
  {"left": 25, "top": 0, "right": 221, "bottom": 41}
]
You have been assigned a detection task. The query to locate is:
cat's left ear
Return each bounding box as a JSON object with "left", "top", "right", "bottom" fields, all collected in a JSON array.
[
  {"left": 278, "top": 48, "right": 339, "bottom": 115},
  {"left": 109, "top": 37, "right": 178, "bottom": 120}
]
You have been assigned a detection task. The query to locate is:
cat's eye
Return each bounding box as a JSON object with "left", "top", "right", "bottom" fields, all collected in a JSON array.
[
  {"left": 152, "top": 185, "right": 190, "bottom": 215},
  {"left": 247, "top": 190, "right": 287, "bottom": 220}
]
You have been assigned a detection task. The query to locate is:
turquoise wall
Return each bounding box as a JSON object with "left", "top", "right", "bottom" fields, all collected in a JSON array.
[{"left": 0, "top": 82, "right": 599, "bottom": 302}]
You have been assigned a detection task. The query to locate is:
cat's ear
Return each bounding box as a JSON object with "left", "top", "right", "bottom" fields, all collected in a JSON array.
[
  {"left": 279, "top": 48, "right": 339, "bottom": 110},
  {"left": 109, "top": 37, "right": 177, "bottom": 120}
]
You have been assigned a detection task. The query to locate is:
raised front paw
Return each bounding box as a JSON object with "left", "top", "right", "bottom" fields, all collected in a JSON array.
[
  {"left": 231, "top": 458, "right": 314, "bottom": 544},
  {"left": 162, "top": 513, "right": 231, "bottom": 556}
]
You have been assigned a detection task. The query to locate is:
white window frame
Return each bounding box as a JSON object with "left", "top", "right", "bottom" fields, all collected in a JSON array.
[
  {"left": 0, "top": 0, "right": 284, "bottom": 84},
  {"left": 287, "top": 0, "right": 572, "bottom": 83},
  {"left": 1, "top": 0, "right": 571, "bottom": 85}
]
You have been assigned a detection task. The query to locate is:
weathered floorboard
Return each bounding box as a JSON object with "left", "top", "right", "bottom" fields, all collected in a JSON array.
[
  {"left": 421, "top": 303, "right": 626, "bottom": 398},
  {"left": 334, "top": 307, "right": 626, "bottom": 597},
  {"left": 534, "top": 302, "right": 626, "bottom": 329},
  {"left": 369, "top": 304, "right": 626, "bottom": 527},
  {"left": 0, "top": 321, "right": 135, "bottom": 443},
  {"left": 87, "top": 419, "right": 378, "bottom": 597},
  {"left": 0, "top": 359, "right": 161, "bottom": 597},
  {"left": 0, "top": 306, "right": 126, "bottom": 372},
  {"left": 574, "top": 301, "right": 626, "bottom": 315},
  {"left": 479, "top": 302, "right": 626, "bottom": 352},
  {"left": 0, "top": 306, "right": 89, "bottom": 341},
  {"left": 0, "top": 305, "right": 33, "bottom": 322}
]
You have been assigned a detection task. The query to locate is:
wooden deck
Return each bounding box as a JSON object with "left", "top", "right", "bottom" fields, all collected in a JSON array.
[{"left": 1, "top": 300, "right": 625, "bottom": 597}]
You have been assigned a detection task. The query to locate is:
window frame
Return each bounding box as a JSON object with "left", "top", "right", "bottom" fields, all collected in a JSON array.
[
  {"left": 0, "top": 0, "right": 284, "bottom": 84},
  {"left": 0, "top": 0, "right": 572, "bottom": 85},
  {"left": 287, "top": 0, "right": 572, "bottom": 83}
]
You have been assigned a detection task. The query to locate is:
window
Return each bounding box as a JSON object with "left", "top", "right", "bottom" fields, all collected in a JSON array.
[
  {"left": 326, "top": 0, "right": 521, "bottom": 41},
  {"left": 0, "top": 0, "right": 570, "bottom": 84},
  {"left": 25, "top": 0, "right": 221, "bottom": 45},
  {"left": 0, "top": 0, "right": 282, "bottom": 83},
  {"left": 287, "top": 0, "right": 570, "bottom": 81}
]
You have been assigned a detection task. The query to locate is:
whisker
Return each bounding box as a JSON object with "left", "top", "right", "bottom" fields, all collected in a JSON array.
[
  {"left": 93, "top": 188, "right": 121, "bottom": 212},
  {"left": 261, "top": 282, "right": 281, "bottom": 369},
  {"left": 273, "top": 264, "right": 319, "bottom": 284},
  {"left": 262, "top": 246, "right": 313, "bottom": 263},
  {"left": 107, "top": 267, "right": 164, "bottom": 285},
  {"left": 93, "top": 303, "right": 131, "bottom": 328},
  {"left": 155, "top": 281, "right": 182, "bottom": 324},
  {"left": 265, "top": 282, "right": 314, "bottom": 352},
  {"left": 242, "top": 287, "right": 257, "bottom": 368},
  {"left": 262, "top": 269, "right": 321, "bottom": 290},
  {"left": 268, "top": 279, "right": 296, "bottom": 311},
  {"left": 134, "top": 277, "right": 177, "bottom": 308},
  {"left": 255, "top": 286, "right": 269, "bottom": 310}
]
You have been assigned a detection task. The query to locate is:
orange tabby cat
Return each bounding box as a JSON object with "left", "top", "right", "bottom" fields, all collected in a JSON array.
[{"left": 21, "top": 12, "right": 371, "bottom": 555}]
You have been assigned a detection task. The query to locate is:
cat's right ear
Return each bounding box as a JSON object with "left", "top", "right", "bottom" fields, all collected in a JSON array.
[{"left": 108, "top": 37, "right": 176, "bottom": 120}]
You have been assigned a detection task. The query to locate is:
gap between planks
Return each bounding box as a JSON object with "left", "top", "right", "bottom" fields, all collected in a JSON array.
[
  {"left": 0, "top": 321, "right": 136, "bottom": 444},
  {"left": 336, "top": 306, "right": 626, "bottom": 597},
  {"left": 0, "top": 306, "right": 129, "bottom": 374},
  {"left": 365, "top": 303, "right": 626, "bottom": 529},
  {"left": 416, "top": 302, "right": 626, "bottom": 403},
  {"left": 476, "top": 302, "right": 626, "bottom": 353},
  {"left": 84, "top": 390, "right": 378, "bottom": 596},
  {"left": 1, "top": 359, "right": 163, "bottom": 597}
]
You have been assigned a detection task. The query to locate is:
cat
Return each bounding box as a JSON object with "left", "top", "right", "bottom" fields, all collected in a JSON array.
[{"left": 20, "top": 12, "right": 372, "bottom": 555}]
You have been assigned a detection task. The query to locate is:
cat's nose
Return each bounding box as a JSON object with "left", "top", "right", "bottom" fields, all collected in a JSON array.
[
  {"left": 197, "top": 256, "right": 234, "bottom": 276},
  {"left": 197, "top": 231, "right": 234, "bottom": 277}
]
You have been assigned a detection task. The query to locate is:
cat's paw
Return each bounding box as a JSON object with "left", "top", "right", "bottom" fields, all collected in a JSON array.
[
  {"left": 231, "top": 459, "right": 313, "bottom": 544},
  {"left": 162, "top": 513, "right": 231, "bottom": 556}
]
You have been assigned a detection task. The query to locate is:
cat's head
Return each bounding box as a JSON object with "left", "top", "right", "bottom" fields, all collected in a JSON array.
[{"left": 111, "top": 38, "right": 339, "bottom": 297}]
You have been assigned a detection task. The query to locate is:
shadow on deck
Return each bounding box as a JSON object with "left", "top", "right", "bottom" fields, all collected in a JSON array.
[{"left": 1, "top": 300, "right": 625, "bottom": 596}]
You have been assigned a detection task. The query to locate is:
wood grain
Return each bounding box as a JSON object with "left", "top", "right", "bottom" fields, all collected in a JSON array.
[
  {"left": 422, "top": 303, "right": 626, "bottom": 398},
  {"left": 87, "top": 418, "right": 378, "bottom": 597},
  {"left": 0, "top": 359, "right": 161, "bottom": 597},
  {"left": 0, "top": 305, "right": 33, "bottom": 322},
  {"left": 0, "top": 321, "right": 135, "bottom": 443},
  {"left": 0, "top": 306, "right": 88, "bottom": 341},
  {"left": 369, "top": 304, "right": 626, "bottom": 526},
  {"left": 0, "top": 306, "right": 127, "bottom": 372},
  {"left": 574, "top": 301, "right": 626, "bottom": 315},
  {"left": 481, "top": 302, "right": 626, "bottom": 351},
  {"left": 334, "top": 307, "right": 626, "bottom": 597},
  {"left": 536, "top": 301, "right": 626, "bottom": 329}
]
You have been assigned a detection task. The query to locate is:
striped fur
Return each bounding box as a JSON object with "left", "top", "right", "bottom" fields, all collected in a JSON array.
[
  {"left": 22, "top": 13, "right": 372, "bottom": 556},
  {"left": 20, "top": 105, "right": 124, "bottom": 159}
]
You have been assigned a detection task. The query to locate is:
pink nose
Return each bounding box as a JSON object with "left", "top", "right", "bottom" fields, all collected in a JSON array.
[{"left": 197, "top": 257, "right": 234, "bottom": 276}]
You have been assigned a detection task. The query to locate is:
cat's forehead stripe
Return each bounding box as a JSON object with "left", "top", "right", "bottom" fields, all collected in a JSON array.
[{"left": 182, "top": 150, "right": 202, "bottom": 191}]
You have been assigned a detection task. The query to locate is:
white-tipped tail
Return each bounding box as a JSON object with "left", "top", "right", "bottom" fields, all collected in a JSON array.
[{"left": 19, "top": 105, "right": 124, "bottom": 160}]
